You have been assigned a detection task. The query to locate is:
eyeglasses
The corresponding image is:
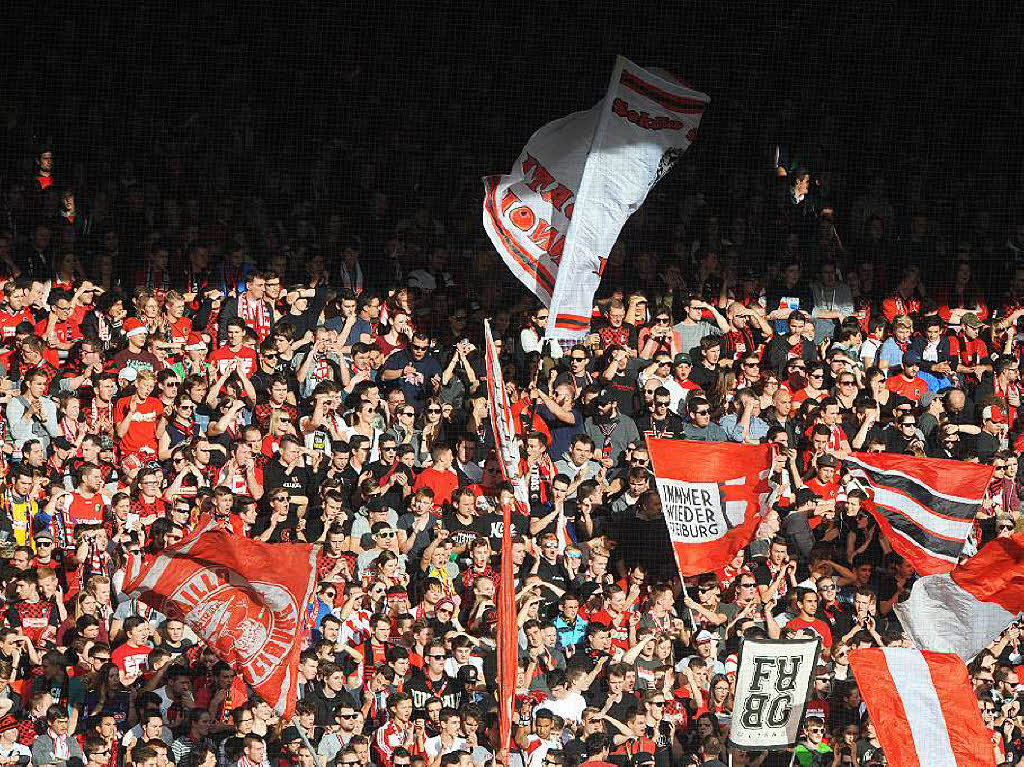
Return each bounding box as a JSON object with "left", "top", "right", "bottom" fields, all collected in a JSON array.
[
  {"left": 808, "top": 727, "right": 825, "bottom": 734},
  {"left": 819, "top": 583, "right": 836, "bottom": 591},
  {"left": 840, "top": 380, "right": 856, "bottom": 386},
  {"left": 377, "top": 531, "right": 396, "bottom": 538}
]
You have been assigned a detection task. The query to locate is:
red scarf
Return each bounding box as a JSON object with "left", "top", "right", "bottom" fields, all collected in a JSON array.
[{"left": 238, "top": 292, "right": 271, "bottom": 341}]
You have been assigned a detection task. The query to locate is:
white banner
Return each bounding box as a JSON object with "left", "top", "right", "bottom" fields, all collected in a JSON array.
[
  {"left": 729, "top": 637, "right": 821, "bottom": 750},
  {"left": 481, "top": 55, "right": 708, "bottom": 341},
  {"left": 483, "top": 320, "right": 530, "bottom": 512}
]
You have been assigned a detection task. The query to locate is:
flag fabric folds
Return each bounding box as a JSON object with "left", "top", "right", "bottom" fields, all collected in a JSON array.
[
  {"left": 894, "top": 533, "right": 1024, "bottom": 660},
  {"left": 728, "top": 637, "right": 820, "bottom": 750},
  {"left": 122, "top": 517, "right": 318, "bottom": 717},
  {"left": 482, "top": 55, "right": 708, "bottom": 342},
  {"left": 842, "top": 453, "right": 992, "bottom": 575},
  {"left": 646, "top": 439, "right": 772, "bottom": 576},
  {"left": 850, "top": 648, "right": 996, "bottom": 767},
  {"left": 484, "top": 319, "right": 521, "bottom": 753}
]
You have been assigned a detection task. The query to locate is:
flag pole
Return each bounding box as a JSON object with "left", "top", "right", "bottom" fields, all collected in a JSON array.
[{"left": 292, "top": 716, "right": 322, "bottom": 767}]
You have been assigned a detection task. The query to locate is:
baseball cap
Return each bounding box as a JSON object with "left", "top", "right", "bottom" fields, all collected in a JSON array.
[
  {"left": 279, "top": 726, "right": 302, "bottom": 745},
  {"left": 795, "top": 487, "right": 820, "bottom": 507},
  {"left": 919, "top": 390, "right": 936, "bottom": 409},
  {"left": 674, "top": 352, "right": 691, "bottom": 365},
  {"left": 983, "top": 405, "right": 1006, "bottom": 424},
  {"left": 817, "top": 454, "right": 838, "bottom": 468},
  {"left": 962, "top": 312, "right": 982, "bottom": 328},
  {"left": 34, "top": 530, "right": 52, "bottom": 543},
  {"left": 118, "top": 367, "right": 138, "bottom": 383},
  {"left": 695, "top": 630, "right": 716, "bottom": 645},
  {"left": 902, "top": 350, "right": 922, "bottom": 367}
]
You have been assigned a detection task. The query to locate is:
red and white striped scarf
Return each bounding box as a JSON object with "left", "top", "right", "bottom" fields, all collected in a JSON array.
[{"left": 237, "top": 292, "right": 271, "bottom": 341}]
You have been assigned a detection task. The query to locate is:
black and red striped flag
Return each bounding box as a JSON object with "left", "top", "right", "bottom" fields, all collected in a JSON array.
[{"left": 842, "top": 453, "right": 993, "bottom": 575}]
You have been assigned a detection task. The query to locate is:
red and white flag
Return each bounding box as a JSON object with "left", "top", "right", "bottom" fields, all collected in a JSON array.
[
  {"left": 483, "top": 319, "right": 521, "bottom": 753},
  {"left": 123, "top": 517, "right": 318, "bottom": 717},
  {"left": 842, "top": 453, "right": 993, "bottom": 575},
  {"left": 482, "top": 56, "right": 708, "bottom": 341},
  {"left": 850, "top": 648, "right": 996, "bottom": 767},
  {"left": 895, "top": 533, "right": 1024, "bottom": 660},
  {"left": 646, "top": 439, "right": 772, "bottom": 576}
]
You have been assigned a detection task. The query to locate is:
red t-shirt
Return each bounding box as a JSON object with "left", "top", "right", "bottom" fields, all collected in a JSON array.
[
  {"left": 787, "top": 616, "right": 833, "bottom": 648},
  {"left": 413, "top": 467, "right": 459, "bottom": 507},
  {"left": 590, "top": 609, "right": 632, "bottom": 651},
  {"left": 113, "top": 396, "right": 163, "bottom": 455},
  {"left": 64, "top": 491, "right": 106, "bottom": 529},
  {"left": 207, "top": 345, "right": 259, "bottom": 377},
  {"left": 111, "top": 643, "right": 152, "bottom": 676},
  {"left": 885, "top": 375, "right": 929, "bottom": 401}
]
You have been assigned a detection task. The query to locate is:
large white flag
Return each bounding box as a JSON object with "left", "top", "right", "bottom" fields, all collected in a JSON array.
[
  {"left": 894, "top": 534, "right": 1024, "bottom": 660},
  {"left": 482, "top": 56, "right": 708, "bottom": 341},
  {"left": 729, "top": 637, "right": 820, "bottom": 750}
]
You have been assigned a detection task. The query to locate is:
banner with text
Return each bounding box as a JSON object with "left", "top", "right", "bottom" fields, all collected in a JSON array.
[
  {"left": 646, "top": 439, "right": 773, "bottom": 577},
  {"left": 482, "top": 55, "right": 708, "bottom": 341},
  {"left": 729, "top": 637, "right": 821, "bottom": 750}
]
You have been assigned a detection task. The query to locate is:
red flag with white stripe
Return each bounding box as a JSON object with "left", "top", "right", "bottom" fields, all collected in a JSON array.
[
  {"left": 842, "top": 453, "right": 993, "bottom": 575},
  {"left": 894, "top": 533, "right": 1024, "bottom": 659},
  {"left": 646, "top": 439, "right": 772, "bottom": 576},
  {"left": 850, "top": 648, "right": 997, "bottom": 767}
]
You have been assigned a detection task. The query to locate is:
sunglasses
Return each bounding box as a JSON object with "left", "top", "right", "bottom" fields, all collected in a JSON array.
[
  {"left": 377, "top": 531, "right": 396, "bottom": 538},
  {"left": 694, "top": 409, "right": 710, "bottom": 416},
  {"left": 412, "top": 344, "right": 430, "bottom": 351},
  {"left": 400, "top": 410, "right": 415, "bottom": 417},
  {"left": 571, "top": 355, "right": 588, "bottom": 362}
]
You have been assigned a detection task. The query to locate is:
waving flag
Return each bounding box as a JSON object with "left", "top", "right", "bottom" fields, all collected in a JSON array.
[
  {"left": 646, "top": 439, "right": 773, "bottom": 576},
  {"left": 850, "top": 648, "right": 996, "bottom": 767},
  {"left": 895, "top": 533, "right": 1024, "bottom": 659},
  {"left": 123, "top": 518, "right": 318, "bottom": 717},
  {"left": 842, "top": 453, "right": 992, "bottom": 575},
  {"left": 484, "top": 319, "right": 522, "bottom": 753},
  {"left": 482, "top": 56, "right": 708, "bottom": 341}
]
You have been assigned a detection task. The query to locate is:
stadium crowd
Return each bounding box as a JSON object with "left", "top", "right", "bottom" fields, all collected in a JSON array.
[{"left": 0, "top": 123, "right": 1021, "bottom": 767}]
